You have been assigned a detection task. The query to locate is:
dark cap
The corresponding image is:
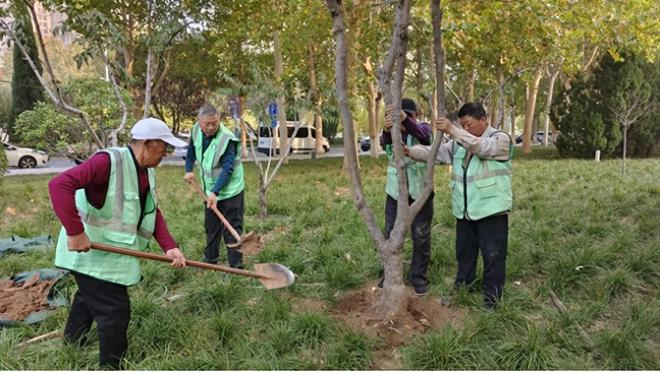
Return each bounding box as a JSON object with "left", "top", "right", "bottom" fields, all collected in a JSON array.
[{"left": 401, "top": 98, "right": 418, "bottom": 114}]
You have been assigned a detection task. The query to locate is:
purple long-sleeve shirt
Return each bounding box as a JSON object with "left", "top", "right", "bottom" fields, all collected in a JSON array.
[{"left": 382, "top": 116, "right": 432, "bottom": 145}]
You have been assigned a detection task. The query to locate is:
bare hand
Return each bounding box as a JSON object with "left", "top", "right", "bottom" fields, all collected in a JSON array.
[
  {"left": 183, "top": 172, "right": 195, "bottom": 184},
  {"left": 384, "top": 106, "right": 395, "bottom": 132},
  {"left": 68, "top": 232, "right": 91, "bottom": 252},
  {"left": 166, "top": 248, "right": 186, "bottom": 268},
  {"left": 206, "top": 192, "right": 217, "bottom": 209},
  {"left": 434, "top": 117, "right": 454, "bottom": 134},
  {"left": 402, "top": 143, "right": 410, "bottom": 156}
]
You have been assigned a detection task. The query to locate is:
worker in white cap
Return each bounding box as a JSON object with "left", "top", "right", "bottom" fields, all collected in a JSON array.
[{"left": 48, "top": 118, "right": 187, "bottom": 369}]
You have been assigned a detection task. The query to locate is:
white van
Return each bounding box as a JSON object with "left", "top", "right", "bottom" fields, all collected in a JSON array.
[{"left": 257, "top": 121, "right": 330, "bottom": 155}]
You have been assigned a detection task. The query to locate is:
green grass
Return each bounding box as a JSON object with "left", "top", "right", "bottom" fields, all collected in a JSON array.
[{"left": 0, "top": 149, "right": 659, "bottom": 369}]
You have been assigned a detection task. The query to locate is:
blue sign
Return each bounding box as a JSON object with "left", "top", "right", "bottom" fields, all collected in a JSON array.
[{"left": 268, "top": 102, "right": 278, "bottom": 128}]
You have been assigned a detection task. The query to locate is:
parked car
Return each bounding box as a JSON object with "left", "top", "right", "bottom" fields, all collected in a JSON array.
[
  {"left": 257, "top": 122, "right": 330, "bottom": 155},
  {"left": 359, "top": 136, "right": 384, "bottom": 152},
  {"left": 3, "top": 143, "right": 49, "bottom": 168},
  {"left": 515, "top": 131, "right": 556, "bottom": 144},
  {"left": 173, "top": 145, "right": 188, "bottom": 159}
]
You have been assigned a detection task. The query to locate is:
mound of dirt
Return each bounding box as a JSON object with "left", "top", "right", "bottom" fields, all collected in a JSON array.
[
  {"left": 331, "top": 283, "right": 465, "bottom": 369},
  {"left": 0, "top": 273, "right": 56, "bottom": 321}
]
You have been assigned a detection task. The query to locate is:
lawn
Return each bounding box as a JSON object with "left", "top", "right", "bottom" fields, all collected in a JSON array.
[{"left": 0, "top": 150, "right": 659, "bottom": 369}]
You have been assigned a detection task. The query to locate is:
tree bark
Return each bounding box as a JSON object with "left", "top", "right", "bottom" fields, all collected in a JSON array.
[
  {"left": 307, "top": 46, "right": 324, "bottom": 156},
  {"left": 143, "top": 46, "right": 153, "bottom": 118},
  {"left": 522, "top": 65, "right": 544, "bottom": 154},
  {"left": 510, "top": 100, "right": 516, "bottom": 138},
  {"left": 468, "top": 68, "right": 476, "bottom": 102},
  {"left": 543, "top": 64, "right": 561, "bottom": 146},
  {"left": 366, "top": 78, "right": 379, "bottom": 157},
  {"left": 431, "top": 0, "right": 446, "bottom": 117},
  {"left": 259, "top": 182, "right": 268, "bottom": 218},
  {"left": 239, "top": 96, "right": 248, "bottom": 158}
]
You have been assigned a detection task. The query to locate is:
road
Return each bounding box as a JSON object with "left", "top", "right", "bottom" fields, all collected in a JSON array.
[{"left": 3, "top": 145, "right": 380, "bottom": 177}]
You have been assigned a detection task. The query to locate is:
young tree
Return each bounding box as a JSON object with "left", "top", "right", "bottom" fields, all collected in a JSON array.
[{"left": 326, "top": 0, "right": 443, "bottom": 317}]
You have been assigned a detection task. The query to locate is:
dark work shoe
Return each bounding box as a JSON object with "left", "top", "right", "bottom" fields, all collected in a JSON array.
[
  {"left": 377, "top": 277, "right": 384, "bottom": 288},
  {"left": 414, "top": 285, "right": 429, "bottom": 296}
]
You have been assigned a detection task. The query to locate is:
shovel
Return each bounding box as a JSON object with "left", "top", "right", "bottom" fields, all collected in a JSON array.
[
  {"left": 90, "top": 243, "right": 294, "bottom": 290},
  {"left": 187, "top": 180, "right": 264, "bottom": 255}
]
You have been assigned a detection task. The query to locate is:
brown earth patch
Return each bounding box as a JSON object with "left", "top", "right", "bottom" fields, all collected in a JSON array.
[
  {"left": 261, "top": 225, "right": 289, "bottom": 244},
  {"left": 0, "top": 273, "right": 56, "bottom": 321},
  {"left": 292, "top": 297, "right": 328, "bottom": 313},
  {"left": 331, "top": 283, "right": 466, "bottom": 370}
]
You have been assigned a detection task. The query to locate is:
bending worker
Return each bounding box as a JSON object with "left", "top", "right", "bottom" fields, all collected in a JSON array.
[{"left": 49, "top": 118, "right": 188, "bottom": 369}]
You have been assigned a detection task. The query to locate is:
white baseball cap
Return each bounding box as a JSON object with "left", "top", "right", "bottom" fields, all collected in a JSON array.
[{"left": 131, "top": 118, "right": 187, "bottom": 147}]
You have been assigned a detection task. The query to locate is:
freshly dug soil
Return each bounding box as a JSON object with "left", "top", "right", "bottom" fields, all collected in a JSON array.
[
  {"left": 0, "top": 273, "right": 56, "bottom": 321},
  {"left": 332, "top": 283, "right": 465, "bottom": 369}
]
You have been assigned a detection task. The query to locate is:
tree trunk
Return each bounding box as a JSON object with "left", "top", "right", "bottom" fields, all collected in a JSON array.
[
  {"left": 497, "top": 87, "right": 505, "bottom": 129},
  {"left": 307, "top": 46, "right": 324, "bottom": 156},
  {"left": 366, "top": 79, "right": 379, "bottom": 157},
  {"left": 522, "top": 65, "right": 544, "bottom": 154},
  {"left": 239, "top": 96, "right": 248, "bottom": 158},
  {"left": 489, "top": 98, "right": 498, "bottom": 127},
  {"left": 468, "top": 68, "right": 476, "bottom": 102},
  {"left": 374, "top": 245, "right": 406, "bottom": 316},
  {"left": 143, "top": 47, "right": 153, "bottom": 118},
  {"left": 431, "top": 0, "right": 446, "bottom": 117},
  {"left": 543, "top": 67, "right": 561, "bottom": 146},
  {"left": 259, "top": 182, "right": 268, "bottom": 218},
  {"left": 622, "top": 125, "right": 627, "bottom": 176},
  {"left": 510, "top": 101, "right": 516, "bottom": 138},
  {"left": 273, "top": 31, "right": 288, "bottom": 162},
  {"left": 314, "top": 113, "right": 323, "bottom": 154}
]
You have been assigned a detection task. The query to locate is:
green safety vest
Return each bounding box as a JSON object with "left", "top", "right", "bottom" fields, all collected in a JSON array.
[
  {"left": 54, "top": 147, "right": 157, "bottom": 286},
  {"left": 192, "top": 123, "right": 244, "bottom": 200},
  {"left": 385, "top": 134, "right": 428, "bottom": 200},
  {"left": 450, "top": 127, "right": 513, "bottom": 220}
]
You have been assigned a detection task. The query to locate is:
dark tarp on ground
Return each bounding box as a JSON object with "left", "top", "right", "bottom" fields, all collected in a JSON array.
[
  {"left": 0, "top": 235, "right": 53, "bottom": 257},
  {"left": 0, "top": 268, "right": 69, "bottom": 327}
]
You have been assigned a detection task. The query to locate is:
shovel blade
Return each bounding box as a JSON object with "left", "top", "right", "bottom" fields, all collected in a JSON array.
[
  {"left": 254, "top": 263, "right": 295, "bottom": 290},
  {"left": 227, "top": 231, "right": 264, "bottom": 255}
]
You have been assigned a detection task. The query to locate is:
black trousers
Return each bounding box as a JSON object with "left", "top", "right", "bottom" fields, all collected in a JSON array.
[
  {"left": 455, "top": 214, "right": 508, "bottom": 306},
  {"left": 64, "top": 272, "right": 130, "bottom": 369},
  {"left": 383, "top": 193, "right": 434, "bottom": 289},
  {"left": 204, "top": 190, "right": 244, "bottom": 268}
]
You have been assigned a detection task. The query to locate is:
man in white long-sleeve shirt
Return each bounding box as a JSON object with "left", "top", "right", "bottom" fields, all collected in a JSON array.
[{"left": 407, "top": 102, "right": 513, "bottom": 309}]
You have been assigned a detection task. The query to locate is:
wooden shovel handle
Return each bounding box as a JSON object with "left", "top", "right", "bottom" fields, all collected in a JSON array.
[
  {"left": 90, "top": 243, "right": 267, "bottom": 279},
  {"left": 187, "top": 179, "right": 242, "bottom": 242}
]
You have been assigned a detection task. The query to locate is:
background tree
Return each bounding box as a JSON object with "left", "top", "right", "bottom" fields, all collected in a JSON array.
[
  {"left": 14, "top": 78, "right": 133, "bottom": 160},
  {"left": 601, "top": 52, "right": 657, "bottom": 174},
  {"left": 151, "top": 35, "right": 218, "bottom": 134},
  {"left": 10, "top": 2, "right": 44, "bottom": 142}
]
